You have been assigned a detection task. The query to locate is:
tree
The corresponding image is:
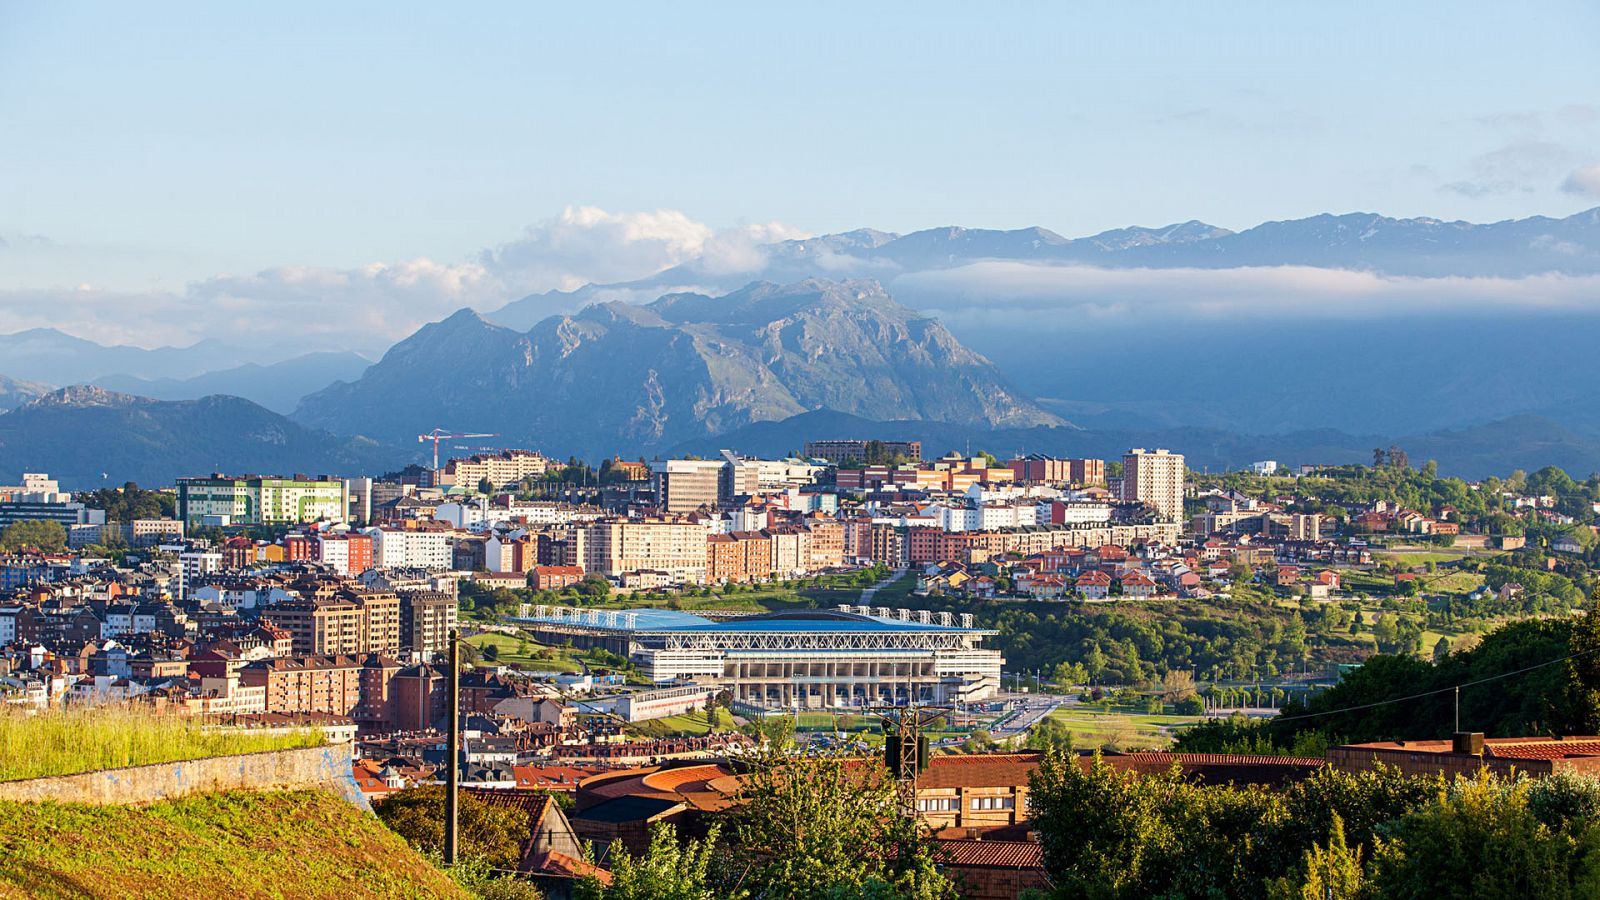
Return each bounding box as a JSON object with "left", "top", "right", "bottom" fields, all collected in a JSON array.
[
  {"left": 1388, "top": 445, "right": 1410, "bottom": 470},
  {"left": 478, "top": 477, "right": 495, "bottom": 495},
  {"left": 728, "top": 745, "right": 957, "bottom": 898},
  {"left": 1373, "top": 447, "right": 1387, "bottom": 468},
  {"left": 1369, "top": 774, "right": 1578, "bottom": 899},
  {"left": 1432, "top": 636, "right": 1452, "bottom": 663},
  {"left": 1026, "top": 717, "right": 1076, "bottom": 753},
  {"left": 1267, "top": 813, "right": 1365, "bottom": 900},
  {"left": 0, "top": 519, "right": 67, "bottom": 552},
  {"left": 375, "top": 785, "right": 529, "bottom": 870},
  {"left": 482, "top": 643, "right": 501, "bottom": 662},
  {"left": 1158, "top": 669, "right": 1197, "bottom": 703},
  {"left": 1228, "top": 560, "right": 1255, "bottom": 584},
  {"left": 578, "top": 822, "right": 734, "bottom": 900}
]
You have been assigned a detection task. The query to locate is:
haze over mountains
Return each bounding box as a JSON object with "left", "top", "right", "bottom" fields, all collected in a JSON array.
[
  {"left": 0, "top": 386, "right": 391, "bottom": 487},
  {"left": 295, "top": 279, "right": 1058, "bottom": 459},
  {"left": 6, "top": 206, "right": 1600, "bottom": 486}
]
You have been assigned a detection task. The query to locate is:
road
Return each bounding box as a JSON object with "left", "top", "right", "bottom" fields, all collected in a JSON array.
[
  {"left": 859, "top": 567, "right": 909, "bottom": 604},
  {"left": 988, "top": 694, "right": 1068, "bottom": 740}
]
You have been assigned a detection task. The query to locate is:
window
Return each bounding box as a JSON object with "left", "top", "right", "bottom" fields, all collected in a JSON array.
[
  {"left": 916, "top": 797, "right": 960, "bottom": 812},
  {"left": 970, "top": 796, "right": 1016, "bottom": 811}
]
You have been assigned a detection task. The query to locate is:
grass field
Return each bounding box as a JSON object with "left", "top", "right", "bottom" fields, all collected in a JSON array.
[
  {"left": 1046, "top": 706, "right": 1205, "bottom": 750},
  {"left": 0, "top": 706, "right": 324, "bottom": 782},
  {"left": 462, "top": 631, "right": 585, "bottom": 672},
  {"left": 0, "top": 790, "right": 465, "bottom": 899},
  {"left": 1375, "top": 549, "right": 1470, "bottom": 568},
  {"left": 624, "top": 709, "right": 737, "bottom": 738}
]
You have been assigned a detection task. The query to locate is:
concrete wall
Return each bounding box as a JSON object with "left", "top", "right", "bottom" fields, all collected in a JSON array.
[{"left": 0, "top": 744, "right": 368, "bottom": 809}]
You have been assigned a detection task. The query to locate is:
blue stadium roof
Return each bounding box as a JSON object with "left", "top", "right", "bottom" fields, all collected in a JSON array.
[
  {"left": 517, "top": 607, "right": 986, "bottom": 634},
  {"left": 642, "top": 609, "right": 972, "bottom": 634}
]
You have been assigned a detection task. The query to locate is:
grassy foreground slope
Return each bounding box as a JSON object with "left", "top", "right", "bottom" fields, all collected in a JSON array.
[{"left": 0, "top": 790, "right": 466, "bottom": 900}]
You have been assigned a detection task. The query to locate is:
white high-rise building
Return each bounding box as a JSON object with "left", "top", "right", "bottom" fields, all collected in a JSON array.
[{"left": 1120, "top": 448, "right": 1185, "bottom": 523}]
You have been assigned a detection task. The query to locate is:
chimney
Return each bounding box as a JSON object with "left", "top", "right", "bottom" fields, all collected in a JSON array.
[{"left": 1452, "top": 732, "right": 1485, "bottom": 755}]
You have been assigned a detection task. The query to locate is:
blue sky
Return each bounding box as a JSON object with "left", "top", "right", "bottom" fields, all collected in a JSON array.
[{"left": 0, "top": 1, "right": 1597, "bottom": 348}]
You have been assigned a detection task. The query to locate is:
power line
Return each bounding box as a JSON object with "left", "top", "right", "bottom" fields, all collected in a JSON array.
[{"left": 1271, "top": 644, "right": 1600, "bottom": 725}]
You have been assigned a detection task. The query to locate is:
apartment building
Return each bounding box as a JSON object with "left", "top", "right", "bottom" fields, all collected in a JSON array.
[
  {"left": 1120, "top": 448, "right": 1185, "bottom": 523},
  {"left": 176, "top": 476, "right": 348, "bottom": 526},
  {"left": 1009, "top": 455, "right": 1106, "bottom": 486},
  {"left": 315, "top": 533, "right": 374, "bottom": 576},
  {"left": 804, "top": 517, "right": 846, "bottom": 570},
  {"left": 260, "top": 589, "right": 400, "bottom": 657},
  {"left": 434, "top": 450, "right": 550, "bottom": 489},
  {"left": 369, "top": 526, "right": 452, "bottom": 570},
  {"left": 803, "top": 439, "right": 922, "bottom": 464},
  {"left": 240, "top": 655, "right": 366, "bottom": 716},
  {"left": 583, "top": 517, "right": 708, "bottom": 584},
  {"left": 398, "top": 590, "right": 456, "bottom": 660}
]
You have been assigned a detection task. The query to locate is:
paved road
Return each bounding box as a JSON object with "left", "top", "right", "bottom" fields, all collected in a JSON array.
[
  {"left": 990, "top": 696, "right": 1068, "bottom": 740},
  {"left": 859, "top": 567, "right": 909, "bottom": 604}
]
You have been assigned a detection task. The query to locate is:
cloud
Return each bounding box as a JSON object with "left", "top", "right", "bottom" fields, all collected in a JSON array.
[
  {"left": 1442, "top": 140, "right": 1580, "bottom": 198},
  {"left": 896, "top": 261, "right": 1600, "bottom": 329},
  {"left": 0, "top": 207, "right": 806, "bottom": 353},
  {"left": 1561, "top": 164, "right": 1600, "bottom": 199},
  {"left": 478, "top": 206, "right": 806, "bottom": 290}
]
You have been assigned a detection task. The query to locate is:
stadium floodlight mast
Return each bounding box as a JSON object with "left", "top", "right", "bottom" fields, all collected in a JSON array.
[{"left": 864, "top": 679, "right": 950, "bottom": 822}]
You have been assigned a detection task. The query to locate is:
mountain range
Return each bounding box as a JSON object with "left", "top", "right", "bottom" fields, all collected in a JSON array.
[
  {"left": 0, "top": 386, "right": 394, "bottom": 488},
  {"left": 491, "top": 206, "right": 1600, "bottom": 330},
  {"left": 7, "top": 206, "right": 1600, "bottom": 486},
  {"left": 294, "top": 279, "right": 1058, "bottom": 459}
]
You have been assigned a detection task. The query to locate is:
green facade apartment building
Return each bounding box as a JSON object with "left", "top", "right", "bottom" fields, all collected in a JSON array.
[{"left": 177, "top": 476, "right": 349, "bottom": 526}]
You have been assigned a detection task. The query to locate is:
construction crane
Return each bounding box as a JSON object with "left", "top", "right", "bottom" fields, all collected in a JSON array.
[{"left": 417, "top": 429, "right": 499, "bottom": 471}]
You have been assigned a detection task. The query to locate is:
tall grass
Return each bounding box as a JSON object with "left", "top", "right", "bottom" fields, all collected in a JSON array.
[{"left": 0, "top": 704, "right": 323, "bottom": 782}]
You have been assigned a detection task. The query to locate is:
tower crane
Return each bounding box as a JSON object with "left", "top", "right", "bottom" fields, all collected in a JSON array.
[{"left": 417, "top": 429, "right": 499, "bottom": 471}]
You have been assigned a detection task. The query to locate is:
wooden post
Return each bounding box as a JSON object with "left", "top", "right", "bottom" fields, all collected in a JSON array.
[{"left": 445, "top": 627, "right": 460, "bottom": 865}]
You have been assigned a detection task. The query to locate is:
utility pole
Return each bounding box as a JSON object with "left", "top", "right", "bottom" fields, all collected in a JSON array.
[{"left": 445, "top": 627, "right": 460, "bottom": 866}]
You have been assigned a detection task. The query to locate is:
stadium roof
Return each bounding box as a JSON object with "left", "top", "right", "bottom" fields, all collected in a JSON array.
[
  {"left": 658, "top": 609, "right": 970, "bottom": 634},
  {"left": 518, "top": 607, "right": 986, "bottom": 634}
]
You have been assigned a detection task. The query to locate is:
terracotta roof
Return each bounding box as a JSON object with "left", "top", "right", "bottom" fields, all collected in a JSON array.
[
  {"left": 513, "top": 764, "right": 605, "bottom": 790},
  {"left": 935, "top": 839, "right": 1044, "bottom": 869},
  {"left": 527, "top": 850, "right": 613, "bottom": 885},
  {"left": 1342, "top": 737, "right": 1600, "bottom": 761},
  {"left": 919, "top": 753, "right": 1043, "bottom": 789},
  {"left": 465, "top": 788, "right": 557, "bottom": 830},
  {"left": 1486, "top": 741, "right": 1600, "bottom": 760}
]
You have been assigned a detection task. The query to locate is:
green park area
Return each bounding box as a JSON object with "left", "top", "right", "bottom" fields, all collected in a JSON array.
[{"left": 1045, "top": 705, "right": 1205, "bottom": 751}]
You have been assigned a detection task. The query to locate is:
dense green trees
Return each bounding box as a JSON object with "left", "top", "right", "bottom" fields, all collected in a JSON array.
[
  {"left": 576, "top": 746, "right": 955, "bottom": 899},
  {"left": 1029, "top": 752, "right": 1600, "bottom": 899},
  {"left": 578, "top": 824, "right": 727, "bottom": 900},
  {"left": 375, "top": 785, "right": 530, "bottom": 870},
  {"left": 77, "top": 482, "right": 175, "bottom": 521},
  {"left": 929, "top": 598, "right": 1314, "bottom": 684},
  {"left": 0, "top": 519, "right": 67, "bottom": 552},
  {"left": 1178, "top": 612, "right": 1600, "bottom": 755}
]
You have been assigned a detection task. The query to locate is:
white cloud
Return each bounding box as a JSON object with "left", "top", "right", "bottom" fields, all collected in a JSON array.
[
  {"left": 0, "top": 207, "right": 807, "bottom": 353},
  {"left": 478, "top": 206, "right": 806, "bottom": 289},
  {"left": 1562, "top": 164, "right": 1600, "bottom": 199},
  {"left": 896, "top": 261, "right": 1600, "bottom": 327},
  {"left": 1442, "top": 140, "right": 1580, "bottom": 198}
]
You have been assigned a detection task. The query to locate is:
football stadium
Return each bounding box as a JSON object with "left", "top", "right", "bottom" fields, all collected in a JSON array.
[{"left": 516, "top": 606, "right": 1005, "bottom": 709}]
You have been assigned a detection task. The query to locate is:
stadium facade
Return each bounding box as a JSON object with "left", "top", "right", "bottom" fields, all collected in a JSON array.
[{"left": 517, "top": 606, "right": 1004, "bottom": 709}]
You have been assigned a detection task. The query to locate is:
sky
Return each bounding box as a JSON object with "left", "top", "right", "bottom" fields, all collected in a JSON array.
[{"left": 1, "top": 1, "right": 1598, "bottom": 352}]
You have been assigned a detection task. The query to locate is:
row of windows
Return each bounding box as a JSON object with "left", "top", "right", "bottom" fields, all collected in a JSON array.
[
  {"left": 971, "top": 796, "right": 1016, "bottom": 811},
  {"left": 915, "top": 795, "right": 1018, "bottom": 812}
]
